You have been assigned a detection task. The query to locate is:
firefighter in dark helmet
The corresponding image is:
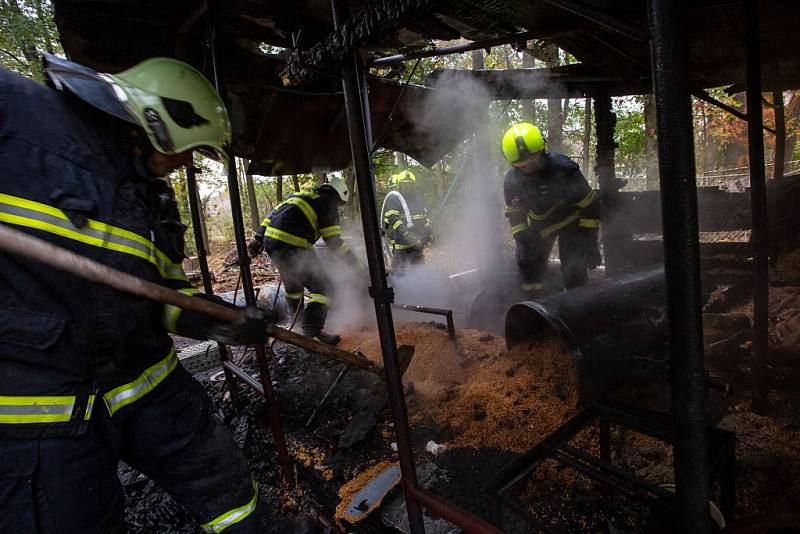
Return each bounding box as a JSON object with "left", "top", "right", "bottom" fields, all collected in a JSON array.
[
  {"left": 248, "top": 177, "right": 361, "bottom": 346},
  {"left": 502, "top": 122, "right": 601, "bottom": 294}
]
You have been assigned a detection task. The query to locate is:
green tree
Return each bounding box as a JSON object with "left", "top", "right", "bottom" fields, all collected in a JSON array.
[{"left": 0, "top": 0, "right": 61, "bottom": 80}]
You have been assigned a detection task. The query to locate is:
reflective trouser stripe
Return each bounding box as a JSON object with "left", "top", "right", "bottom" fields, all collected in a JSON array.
[
  {"left": 574, "top": 189, "right": 597, "bottom": 208},
  {"left": 504, "top": 205, "right": 519, "bottom": 214},
  {"left": 0, "top": 395, "right": 75, "bottom": 423},
  {"left": 412, "top": 214, "right": 426, "bottom": 220},
  {"left": 511, "top": 223, "right": 528, "bottom": 236},
  {"left": 264, "top": 226, "right": 312, "bottom": 249},
  {"left": 527, "top": 201, "right": 564, "bottom": 223},
  {"left": 579, "top": 218, "right": 600, "bottom": 228},
  {"left": 320, "top": 225, "right": 341, "bottom": 238},
  {"left": 103, "top": 348, "right": 179, "bottom": 415},
  {"left": 163, "top": 288, "right": 201, "bottom": 332},
  {"left": 85, "top": 394, "right": 95, "bottom": 420},
  {"left": 391, "top": 219, "right": 404, "bottom": 231},
  {"left": 0, "top": 194, "right": 185, "bottom": 280},
  {"left": 540, "top": 212, "right": 581, "bottom": 237},
  {"left": 283, "top": 197, "right": 318, "bottom": 235},
  {"left": 307, "top": 293, "right": 331, "bottom": 307},
  {"left": 201, "top": 481, "right": 259, "bottom": 533},
  {"left": 384, "top": 209, "right": 401, "bottom": 217},
  {"left": 393, "top": 243, "right": 413, "bottom": 250},
  {"left": 284, "top": 291, "right": 304, "bottom": 299},
  {"left": 521, "top": 282, "right": 544, "bottom": 291}
]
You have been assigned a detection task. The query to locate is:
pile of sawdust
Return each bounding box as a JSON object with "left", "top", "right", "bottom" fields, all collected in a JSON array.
[
  {"left": 340, "top": 323, "right": 577, "bottom": 453},
  {"left": 334, "top": 461, "right": 399, "bottom": 524},
  {"left": 718, "top": 411, "right": 800, "bottom": 517}
]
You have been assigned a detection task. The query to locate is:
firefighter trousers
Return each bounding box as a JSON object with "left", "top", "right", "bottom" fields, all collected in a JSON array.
[
  {"left": 0, "top": 366, "right": 267, "bottom": 534},
  {"left": 516, "top": 221, "right": 590, "bottom": 291},
  {"left": 392, "top": 247, "right": 424, "bottom": 270},
  {"left": 267, "top": 246, "right": 331, "bottom": 337}
]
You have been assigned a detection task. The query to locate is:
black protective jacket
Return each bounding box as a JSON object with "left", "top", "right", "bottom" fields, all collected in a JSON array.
[
  {"left": 0, "top": 68, "right": 220, "bottom": 438},
  {"left": 382, "top": 191, "right": 432, "bottom": 251},
  {"left": 255, "top": 189, "right": 358, "bottom": 265},
  {"left": 503, "top": 152, "right": 600, "bottom": 243}
]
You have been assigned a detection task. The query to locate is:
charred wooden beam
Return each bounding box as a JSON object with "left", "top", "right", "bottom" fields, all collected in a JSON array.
[{"left": 280, "top": 0, "right": 438, "bottom": 86}]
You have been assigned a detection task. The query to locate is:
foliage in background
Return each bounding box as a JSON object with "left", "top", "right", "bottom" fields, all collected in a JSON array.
[{"left": 0, "top": 0, "right": 60, "bottom": 80}]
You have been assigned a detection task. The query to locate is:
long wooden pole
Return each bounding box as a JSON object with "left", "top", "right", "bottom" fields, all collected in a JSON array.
[{"left": 0, "top": 224, "right": 382, "bottom": 375}]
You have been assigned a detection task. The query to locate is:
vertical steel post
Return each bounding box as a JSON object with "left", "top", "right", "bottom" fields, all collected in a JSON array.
[
  {"left": 648, "top": 0, "right": 710, "bottom": 531},
  {"left": 330, "top": 1, "right": 426, "bottom": 532},
  {"left": 207, "top": 20, "right": 293, "bottom": 485},
  {"left": 745, "top": 0, "right": 769, "bottom": 414},
  {"left": 186, "top": 161, "right": 241, "bottom": 411}
]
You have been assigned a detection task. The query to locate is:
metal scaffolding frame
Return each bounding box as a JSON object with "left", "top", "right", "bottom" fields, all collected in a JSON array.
[{"left": 177, "top": 0, "right": 777, "bottom": 530}]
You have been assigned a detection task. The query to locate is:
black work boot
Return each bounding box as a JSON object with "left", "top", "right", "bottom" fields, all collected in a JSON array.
[{"left": 313, "top": 332, "right": 341, "bottom": 346}]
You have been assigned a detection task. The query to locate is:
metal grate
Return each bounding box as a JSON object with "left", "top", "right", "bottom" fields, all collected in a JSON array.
[{"left": 177, "top": 341, "right": 221, "bottom": 376}]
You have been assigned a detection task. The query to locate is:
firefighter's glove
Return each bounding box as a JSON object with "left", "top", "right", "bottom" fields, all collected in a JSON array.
[
  {"left": 247, "top": 238, "right": 264, "bottom": 258},
  {"left": 210, "top": 306, "right": 274, "bottom": 345}
]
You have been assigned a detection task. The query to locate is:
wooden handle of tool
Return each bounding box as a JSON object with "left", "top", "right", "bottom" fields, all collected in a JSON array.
[{"left": 0, "top": 224, "right": 381, "bottom": 375}]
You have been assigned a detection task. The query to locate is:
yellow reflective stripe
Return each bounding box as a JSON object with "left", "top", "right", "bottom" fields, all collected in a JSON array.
[
  {"left": 284, "top": 197, "right": 318, "bottom": 234},
  {"left": 393, "top": 243, "right": 413, "bottom": 250},
  {"left": 540, "top": 212, "right": 581, "bottom": 237},
  {"left": 284, "top": 291, "right": 304, "bottom": 299},
  {"left": 103, "top": 348, "right": 179, "bottom": 415},
  {"left": 412, "top": 214, "right": 426, "bottom": 219},
  {"left": 392, "top": 220, "right": 404, "bottom": 231},
  {"left": 504, "top": 205, "right": 519, "bottom": 214},
  {"left": 163, "top": 288, "right": 202, "bottom": 332},
  {"left": 0, "top": 395, "right": 75, "bottom": 424},
  {"left": 307, "top": 293, "right": 331, "bottom": 307},
  {"left": 259, "top": 217, "right": 271, "bottom": 228},
  {"left": 336, "top": 241, "right": 350, "bottom": 254},
  {"left": 521, "top": 282, "right": 544, "bottom": 291},
  {"left": 527, "top": 200, "right": 565, "bottom": 222},
  {"left": 320, "top": 225, "right": 342, "bottom": 238},
  {"left": 574, "top": 189, "right": 597, "bottom": 208},
  {"left": 579, "top": 218, "right": 600, "bottom": 229},
  {"left": 84, "top": 395, "right": 95, "bottom": 421},
  {"left": 202, "top": 481, "right": 259, "bottom": 533},
  {"left": 0, "top": 194, "right": 185, "bottom": 280},
  {"left": 264, "top": 227, "right": 312, "bottom": 249},
  {"left": 384, "top": 209, "right": 401, "bottom": 217},
  {"left": 511, "top": 223, "right": 528, "bottom": 236}
]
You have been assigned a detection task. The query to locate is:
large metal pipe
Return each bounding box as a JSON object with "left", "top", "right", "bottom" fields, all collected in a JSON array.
[
  {"left": 648, "top": 0, "right": 711, "bottom": 531},
  {"left": 505, "top": 266, "right": 667, "bottom": 405},
  {"left": 745, "top": 0, "right": 769, "bottom": 414},
  {"left": 207, "top": 19, "right": 294, "bottom": 485},
  {"left": 330, "top": 1, "right": 426, "bottom": 532}
]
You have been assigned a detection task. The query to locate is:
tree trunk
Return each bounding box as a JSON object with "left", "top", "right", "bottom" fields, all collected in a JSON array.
[
  {"left": 292, "top": 175, "right": 300, "bottom": 192},
  {"left": 544, "top": 45, "right": 564, "bottom": 152},
  {"left": 774, "top": 91, "right": 786, "bottom": 181},
  {"left": 315, "top": 172, "right": 327, "bottom": 186},
  {"left": 276, "top": 175, "right": 283, "bottom": 202},
  {"left": 644, "top": 94, "right": 660, "bottom": 189},
  {"left": 243, "top": 165, "right": 260, "bottom": 231},
  {"left": 723, "top": 92, "right": 748, "bottom": 168},
  {"left": 522, "top": 51, "right": 536, "bottom": 122},
  {"left": 783, "top": 90, "right": 800, "bottom": 166},
  {"left": 582, "top": 97, "right": 592, "bottom": 181},
  {"left": 344, "top": 166, "right": 358, "bottom": 219},
  {"left": 199, "top": 194, "right": 210, "bottom": 251}
]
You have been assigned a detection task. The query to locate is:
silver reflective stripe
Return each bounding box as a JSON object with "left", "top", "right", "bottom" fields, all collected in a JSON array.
[
  {"left": 103, "top": 349, "right": 178, "bottom": 415},
  {"left": 202, "top": 481, "right": 259, "bottom": 533},
  {"left": 0, "top": 396, "right": 75, "bottom": 424}
]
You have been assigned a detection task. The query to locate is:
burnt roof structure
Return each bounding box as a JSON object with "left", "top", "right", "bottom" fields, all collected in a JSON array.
[{"left": 54, "top": 0, "right": 800, "bottom": 173}]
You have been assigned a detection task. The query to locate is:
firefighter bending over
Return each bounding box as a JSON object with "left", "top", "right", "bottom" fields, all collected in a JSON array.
[
  {"left": 248, "top": 178, "right": 360, "bottom": 346},
  {"left": 381, "top": 170, "right": 432, "bottom": 268},
  {"left": 502, "top": 123, "right": 601, "bottom": 294},
  {"left": 0, "top": 56, "right": 277, "bottom": 532}
]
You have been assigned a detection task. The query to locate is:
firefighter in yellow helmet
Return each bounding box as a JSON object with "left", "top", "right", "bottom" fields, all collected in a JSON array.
[
  {"left": 502, "top": 123, "right": 601, "bottom": 294},
  {"left": 381, "top": 170, "right": 432, "bottom": 268}
]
